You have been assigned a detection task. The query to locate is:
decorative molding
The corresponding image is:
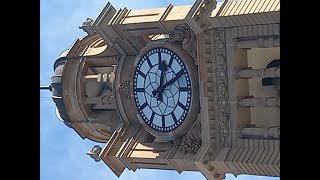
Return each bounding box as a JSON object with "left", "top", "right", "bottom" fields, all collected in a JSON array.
[
  {"left": 117, "top": 81, "right": 131, "bottom": 99},
  {"left": 169, "top": 24, "right": 197, "bottom": 60},
  {"left": 187, "top": 0, "right": 217, "bottom": 21},
  {"left": 179, "top": 117, "right": 202, "bottom": 155},
  {"left": 185, "top": 0, "right": 218, "bottom": 34},
  {"left": 213, "top": 28, "right": 230, "bottom": 148},
  {"left": 193, "top": 30, "right": 220, "bottom": 172},
  {"left": 202, "top": 30, "right": 218, "bottom": 146}
]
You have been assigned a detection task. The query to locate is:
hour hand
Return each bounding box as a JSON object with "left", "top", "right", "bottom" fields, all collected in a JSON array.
[{"left": 157, "top": 61, "right": 167, "bottom": 101}]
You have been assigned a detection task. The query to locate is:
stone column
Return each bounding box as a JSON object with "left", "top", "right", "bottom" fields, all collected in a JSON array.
[
  {"left": 238, "top": 67, "right": 280, "bottom": 78},
  {"left": 239, "top": 97, "right": 280, "bottom": 107},
  {"left": 85, "top": 74, "right": 99, "bottom": 80},
  {"left": 240, "top": 127, "right": 280, "bottom": 138},
  {"left": 83, "top": 73, "right": 114, "bottom": 83},
  {"left": 236, "top": 38, "right": 280, "bottom": 48}
]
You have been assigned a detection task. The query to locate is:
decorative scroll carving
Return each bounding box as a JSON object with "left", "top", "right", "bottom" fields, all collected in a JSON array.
[
  {"left": 213, "top": 28, "right": 230, "bottom": 148},
  {"left": 169, "top": 24, "right": 197, "bottom": 60},
  {"left": 86, "top": 145, "right": 102, "bottom": 162},
  {"left": 117, "top": 81, "right": 131, "bottom": 99},
  {"left": 179, "top": 118, "right": 202, "bottom": 155}
]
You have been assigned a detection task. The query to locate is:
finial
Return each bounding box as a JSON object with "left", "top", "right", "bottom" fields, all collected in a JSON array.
[
  {"left": 79, "top": 18, "right": 95, "bottom": 35},
  {"left": 87, "top": 145, "right": 102, "bottom": 162},
  {"left": 40, "top": 85, "right": 52, "bottom": 91}
]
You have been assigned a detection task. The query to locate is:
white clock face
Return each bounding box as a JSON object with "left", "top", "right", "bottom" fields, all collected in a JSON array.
[{"left": 133, "top": 47, "right": 192, "bottom": 132}]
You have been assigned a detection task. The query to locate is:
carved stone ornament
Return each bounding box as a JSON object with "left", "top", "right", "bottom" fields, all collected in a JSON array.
[
  {"left": 117, "top": 81, "right": 131, "bottom": 99},
  {"left": 83, "top": 18, "right": 93, "bottom": 26},
  {"left": 87, "top": 145, "right": 102, "bottom": 162},
  {"left": 213, "top": 28, "right": 230, "bottom": 148},
  {"left": 179, "top": 118, "right": 202, "bottom": 155},
  {"left": 169, "top": 24, "right": 197, "bottom": 60},
  {"left": 79, "top": 18, "right": 95, "bottom": 35}
]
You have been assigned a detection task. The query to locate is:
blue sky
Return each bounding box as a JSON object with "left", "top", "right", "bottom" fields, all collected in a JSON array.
[{"left": 40, "top": 0, "right": 280, "bottom": 179}]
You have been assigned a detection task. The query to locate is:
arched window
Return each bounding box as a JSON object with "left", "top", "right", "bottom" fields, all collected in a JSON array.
[{"left": 262, "top": 59, "right": 280, "bottom": 86}]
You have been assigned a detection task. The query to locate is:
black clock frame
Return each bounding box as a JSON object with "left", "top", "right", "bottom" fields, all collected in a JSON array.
[
  {"left": 133, "top": 47, "right": 192, "bottom": 132},
  {"left": 132, "top": 41, "right": 199, "bottom": 138}
]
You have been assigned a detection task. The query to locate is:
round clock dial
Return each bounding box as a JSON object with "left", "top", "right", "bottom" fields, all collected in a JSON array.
[{"left": 133, "top": 47, "right": 192, "bottom": 132}]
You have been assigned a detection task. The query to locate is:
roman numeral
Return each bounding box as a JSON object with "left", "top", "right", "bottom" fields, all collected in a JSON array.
[
  {"left": 168, "top": 55, "right": 174, "bottom": 67},
  {"left": 179, "top": 87, "right": 190, "bottom": 92},
  {"left": 162, "top": 116, "right": 165, "bottom": 128},
  {"left": 140, "top": 102, "right": 148, "bottom": 110},
  {"left": 177, "top": 102, "right": 186, "bottom": 110},
  {"left": 138, "top": 70, "right": 146, "bottom": 78},
  {"left": 136, "top": 88, "right": 145, "bottom": 92},
  {"left": 150, "top": 112, "right": 155, "bottom": 124},
  {"left": 146, "top": 57, "right": 152, "bottom": 68},
  {"left": 158, "top": 51, "right": 161, "bottom": 64},
  {"left": 171, "top": 112, "right": 178, "bottom": 124}
]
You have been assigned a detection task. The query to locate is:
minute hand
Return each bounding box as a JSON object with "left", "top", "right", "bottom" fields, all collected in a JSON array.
[{"left": 152, "top": 69, "right": 185, "bottom": 96}]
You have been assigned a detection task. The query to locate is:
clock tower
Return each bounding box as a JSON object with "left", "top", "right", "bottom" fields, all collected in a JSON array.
[{"left": 48, "top": 0, "right": 280, "bottom": 179}]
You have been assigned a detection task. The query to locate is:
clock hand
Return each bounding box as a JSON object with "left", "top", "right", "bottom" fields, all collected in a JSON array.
[
  {"left": 162, "top": 69, "right": 184, "bottom": 89},
  {"left": 157, "top": 60, "right": 167, "bottom": 102},
  {"left": 152, "top": 69, "right": 185, "bottom": 96}
]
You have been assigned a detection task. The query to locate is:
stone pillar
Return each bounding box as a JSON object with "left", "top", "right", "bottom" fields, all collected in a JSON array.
[
  {"left": 85, "top": 74, "right": 99, "bottom": 80},
  {"left": 240, "top": 127, "right": 280, "bottom": 138},
  {"left": 84, "top": 73, "right": 114, "bottom": 83},
  {"left": 239, "top": 97, "right": 280, "bottom": 107},
  {"left": 236, "top": 40, "right": 258, "bottom": 48},
  {"left": 238, "top": 67, "right": 280, "bottom": 78},
  {"left": 236, "top": 38, "right": 280, "bottom": 48}
]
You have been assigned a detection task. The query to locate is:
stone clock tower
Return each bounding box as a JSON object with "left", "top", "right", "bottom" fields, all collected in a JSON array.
[{"left": 48, "top": 0, "right": 280, "bottom": 179}]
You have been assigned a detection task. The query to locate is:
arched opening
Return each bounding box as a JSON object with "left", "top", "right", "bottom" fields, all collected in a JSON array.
[{"left": 262, "top": 59, "right": 280, "bottom": 87}]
